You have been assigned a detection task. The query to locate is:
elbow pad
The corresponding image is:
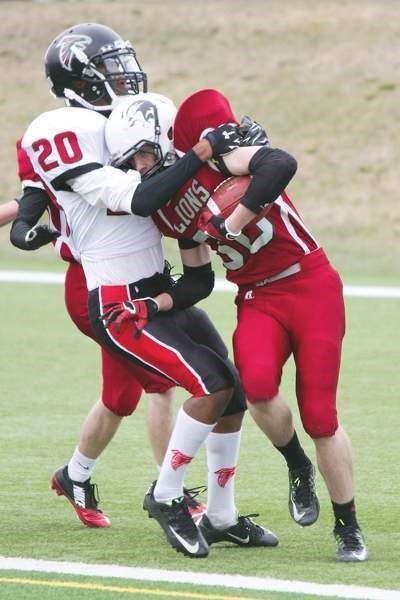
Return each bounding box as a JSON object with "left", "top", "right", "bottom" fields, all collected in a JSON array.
[
  {"left": 168, "top": 262, "right": 215, "bottom": 309},
  {"left": 240, "top": 147, "right": 298, "bottom": 213}
]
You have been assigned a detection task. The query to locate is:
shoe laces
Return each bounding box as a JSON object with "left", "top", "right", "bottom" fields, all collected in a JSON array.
[
  {"left": 168, "top": 496, "right": 198, "bottom": 537},
  {"left": 290, "top": 465, "right": 315, "bottom": 507},
  {"left": 237, "top": 513, "right": 263, "bottom": 536},
  {"left": 335, "top": 525, "right": 364, "bottom": 551},
  {"left": 82, "top": 480, "right": 102, "bottom": 511},
  {"left": 183, "top": 485, "right": 207, "bottom": 509}
]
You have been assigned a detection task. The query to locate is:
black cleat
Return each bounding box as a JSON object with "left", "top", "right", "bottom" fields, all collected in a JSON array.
[
  {"left": 334, "top": 524, "right": 369, "bottom": 562},
  {"left": 288, "top": 463, "right": 320, "bottom": 526},
  {"left": 143, "top": 481, "right": 209, "bottom": 558},
  {"left": 199, "top": 513, "right": 279, "bottom": 547},
  {"left": 50, "top": 465, "right": 110, "bottom": 528}
]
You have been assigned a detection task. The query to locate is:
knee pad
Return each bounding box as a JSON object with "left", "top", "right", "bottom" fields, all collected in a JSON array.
[
  {"left": 241, "top": 369, "right": 279, "bottom": 404},
  {"left": 300, "top": 401, "right": 338, "bottom": 438},
  {"left": 102, "top": 384, "right": 142, "bottom": 417}
]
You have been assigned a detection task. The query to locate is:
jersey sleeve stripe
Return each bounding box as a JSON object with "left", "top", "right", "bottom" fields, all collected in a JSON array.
[{"left": 51, "top": 162, "right": 103, "bottom": 191}]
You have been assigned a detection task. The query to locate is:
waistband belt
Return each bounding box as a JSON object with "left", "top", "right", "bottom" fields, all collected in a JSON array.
[{"left": 254, "top": 262, "right": 301, "bottom": 287}]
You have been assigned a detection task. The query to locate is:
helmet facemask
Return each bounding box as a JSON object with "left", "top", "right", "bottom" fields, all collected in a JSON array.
[{"left": 61, "top": 40, "right": 147, "bottom": 112}]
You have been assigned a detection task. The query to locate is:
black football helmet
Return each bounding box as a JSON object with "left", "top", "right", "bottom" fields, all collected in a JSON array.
[{"left": 45, "top": 23, "right": 148, "bottom": 112}]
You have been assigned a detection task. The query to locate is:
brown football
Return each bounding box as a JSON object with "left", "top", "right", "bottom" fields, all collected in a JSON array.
[{"left": 207, "top": 175, "right": 272, "bottom": 228}]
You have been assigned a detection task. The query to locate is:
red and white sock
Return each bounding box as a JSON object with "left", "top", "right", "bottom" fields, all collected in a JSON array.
[
  {"left": 155, "top": 408, "right": 215, "bottom": 503},
  {"left": 205, "top": 430, "right": 241, "bottom": 529}
]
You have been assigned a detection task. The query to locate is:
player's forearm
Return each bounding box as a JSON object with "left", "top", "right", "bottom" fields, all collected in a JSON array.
[
  {"left": 240, "top": 147, "right": 297, "bottom": 213},
  {"left": 10, "top": 187, "right": 49, "bottom": 249},
  {"left": 0, "top": 199, "right": 19, "bottom": 227},
  {"left": 131, "top": 148, "right": 208, "bottom": 217},
  {"left": 69, "top": 145, "right": 211, "bottom": 217},
  {"left": 225, "top": 204, "right": 260, "bottom": 236},
  {"left": 164, "top": 262, "right": 215, "bottom": 310},
  {"left": 153, "top": 261, "right": 215, "bottom": 312}
]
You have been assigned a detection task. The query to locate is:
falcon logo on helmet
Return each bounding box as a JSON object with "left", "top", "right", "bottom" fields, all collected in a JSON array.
[
  {"left": 127, "top": 100, "right": 158, "bottom": 129},
  {"left": 56, "top": 34, "right": 92, "bottom": 71}
]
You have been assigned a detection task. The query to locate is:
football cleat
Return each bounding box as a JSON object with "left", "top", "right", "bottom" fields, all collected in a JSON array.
[
  {"left": 288, "top": 463, "right": 320, "bottom": 526},
  {"left": 143, "top": 481, "right": 209, "bottom": 558},
  {"left": 50, "top": 465, "right": 111, "bottom": 528},
  {"left": 198, "top": 513, "right": 279, "bottom": 547},
  {"left": 183, "top": 485, "right": 207, "bottom": 523},
  {"left": 334, "top": 524, "right": 369, "bottom": 562}
]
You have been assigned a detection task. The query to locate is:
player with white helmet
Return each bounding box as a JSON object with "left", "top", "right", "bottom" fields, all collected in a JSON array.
[{"left": 106, "top": 92, "right": 178, "bottom": 175}]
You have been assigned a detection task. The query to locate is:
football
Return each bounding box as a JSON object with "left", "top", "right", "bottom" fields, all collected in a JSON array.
[{"left": 207, "top": 175, "right": 272, "bottom": 229}]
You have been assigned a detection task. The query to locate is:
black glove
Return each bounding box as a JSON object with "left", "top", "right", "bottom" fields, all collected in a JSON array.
[
  {"left": 24, "top": 224, "right": 60, "bottom": 250},
  {"left": 198, "top": 211, "right": 241, "bottom": 241},
  {"left": 238, "top": 115, "right": 269, "bottom": 147},
  {"left": 205, "top": 123, "right": 242, "bottom": 158},
  {"left": 100, "top": 297, "right": 159, "bottom": 338}
]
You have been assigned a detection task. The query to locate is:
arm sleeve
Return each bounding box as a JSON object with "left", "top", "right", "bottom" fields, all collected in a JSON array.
[
  {"left": 167, "top": 262, "right": 215, "bottom": 309},
  {"left": 10, "top": 187, "right": 50, "bottom": 250},
  {"left": 131, "top": 150, "right": 203, "bottom": 216},
  {"left": 68, "top": 150, "right": 203, "bottom": 217},
  {"left": 239, "top": 146, "right": 298, "bottom": 214}
]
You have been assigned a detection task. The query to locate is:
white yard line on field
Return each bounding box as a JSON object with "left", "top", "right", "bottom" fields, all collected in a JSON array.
[
  {"left": 0, "top": 556, "right": 399, "bottom": 600},
  {"left": 0, "top": 270, "right": 399, "bottom": 298}
]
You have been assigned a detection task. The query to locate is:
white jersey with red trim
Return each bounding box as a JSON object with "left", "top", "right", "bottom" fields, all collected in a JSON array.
[
  {"left": 154, "top": 88, "right": 320, "bottom": 287},
  {"left": 22, "top": 106, "right": 163, "bottom": 290}
]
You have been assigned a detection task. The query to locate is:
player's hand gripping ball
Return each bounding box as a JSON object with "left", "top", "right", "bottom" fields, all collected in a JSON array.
[{"left": 198, "top": 176, "right": 272, "bottom": 241}]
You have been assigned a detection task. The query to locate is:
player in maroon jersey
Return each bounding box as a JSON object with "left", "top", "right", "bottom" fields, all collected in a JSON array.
[{"left": 105, "top": 88, "right": 368, "bottom": 562}]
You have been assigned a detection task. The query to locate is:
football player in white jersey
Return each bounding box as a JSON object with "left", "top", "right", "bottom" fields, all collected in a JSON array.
[
  {"left": 20, "top": 23, "right": 278, "bottom": 558},
  {"left": 11, "top": 25, "right": 205, "bottom": 529}
]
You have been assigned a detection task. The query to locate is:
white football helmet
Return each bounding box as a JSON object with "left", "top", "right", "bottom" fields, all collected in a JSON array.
[{"left": 105, "top": 92, "right": 178, "bottom": 177}]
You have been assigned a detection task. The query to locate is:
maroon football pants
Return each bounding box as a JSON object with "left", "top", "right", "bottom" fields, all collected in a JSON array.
[{"left": 233, "top": 249, "right": 345, "bottom": 438}]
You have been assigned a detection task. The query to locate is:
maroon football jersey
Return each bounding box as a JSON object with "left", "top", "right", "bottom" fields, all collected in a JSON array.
[{"left": 154, "top": 88, "right": 320, "bottom": 286}]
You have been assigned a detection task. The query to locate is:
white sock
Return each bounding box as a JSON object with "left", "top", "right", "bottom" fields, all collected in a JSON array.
[
  {"left": 155, "top": 408, "right": 215, "bottom": 503},
  {"left": 67, "top": 447, "right": 98, "bottom": 483},
  {"left": 205, "top": 430, "right": 241, "bottom": 529}
]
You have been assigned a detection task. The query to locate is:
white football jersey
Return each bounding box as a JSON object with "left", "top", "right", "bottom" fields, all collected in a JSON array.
[{"left": 22, "top": 106, "right": 163, "bottom": 290}]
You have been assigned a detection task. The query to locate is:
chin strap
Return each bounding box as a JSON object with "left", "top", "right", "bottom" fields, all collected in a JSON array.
[{"left": 63, "top": 87, "right": 115, "bottom": 113}]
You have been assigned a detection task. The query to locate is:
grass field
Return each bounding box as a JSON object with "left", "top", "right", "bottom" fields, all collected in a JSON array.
[
  {"left": 1, "top": 275, "right": 399, "bottom": 598},
  {"left": 0, "top": 571, "right": 362, "bottom": 600},
  {"left": 1, "top": 1, "right": 399, "bottom": 597}
]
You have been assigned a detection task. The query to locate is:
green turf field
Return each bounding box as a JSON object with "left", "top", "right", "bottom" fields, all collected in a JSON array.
[
  {"left": 0, "top": 571, "right": 356, "bottom": 600},
  {"left": 1, "top": 277, "right": 399, "bottom": 597},
  {"left": 1, "top": 1, "right": 399, "bottom": 597}
]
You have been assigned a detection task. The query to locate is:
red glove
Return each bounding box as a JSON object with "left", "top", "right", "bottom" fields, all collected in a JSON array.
[
  {"left": 100, "top": 297, "right": 159, "bottom": 338},
  {"left": 197, "top": 210, "right": 241, "bottom": 242}
]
